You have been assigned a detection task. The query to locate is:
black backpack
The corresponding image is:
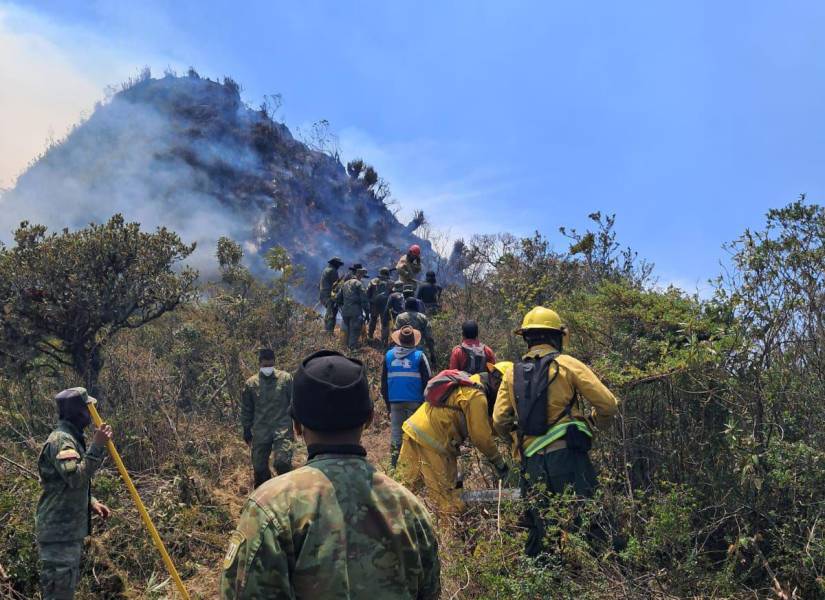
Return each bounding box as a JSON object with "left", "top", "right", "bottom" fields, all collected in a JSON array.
[
  {"left": 513, "top": 352, "right": 561, "bottom": 436},
  {"left": 460, "top": 344, "right": 488, "bottom": 375}
]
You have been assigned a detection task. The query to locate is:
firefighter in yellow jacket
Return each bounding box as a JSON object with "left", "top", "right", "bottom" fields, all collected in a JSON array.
[
  {"left": 397, "top": 363, "right": 511, "bottom": 515},
  {"left": 493, "top": 306, "right": 619, "bottom": 556}
]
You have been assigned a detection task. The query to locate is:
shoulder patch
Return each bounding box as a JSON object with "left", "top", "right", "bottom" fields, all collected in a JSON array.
[
  {"left": 223, "top": 530, "right": 245, "bottom": 570},
  {"left": 56, "top": 449, "right": 81, "bottom": 461}
]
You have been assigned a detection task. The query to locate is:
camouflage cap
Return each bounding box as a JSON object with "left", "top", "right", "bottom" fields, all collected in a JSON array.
[{"left": 54, "top": 387, "right": 97, "bottom": 406}]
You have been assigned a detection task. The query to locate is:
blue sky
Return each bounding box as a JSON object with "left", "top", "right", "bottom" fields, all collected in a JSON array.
[{"left": 3, "top": 1, "right": 825, "bottom": 292}]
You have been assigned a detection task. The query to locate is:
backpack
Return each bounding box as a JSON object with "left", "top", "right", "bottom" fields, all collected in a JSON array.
[
  {"left": 460, "top": 343, "right": 488, "bottom": 375},
  {"left": 330, "top": 277, "right": 344, "bottom": 302},
  {"left": 424, "top": 370, "right": 483, "bottom": 407},
  {"left": 513, "top": 352, "right": 562, "bottom": 436}
]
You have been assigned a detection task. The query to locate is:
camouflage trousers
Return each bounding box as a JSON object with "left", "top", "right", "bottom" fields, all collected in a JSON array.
[
  {"left": 340, "top": 315, "right": 364, "bottom": 349},
  {"left": 368, "top": 303, "right": 389, "bottom": 343},
  {"left": 251, "top": 430, "right": 294, "bottom": 488},
  {"left": 39, "top": 540, "right": 83, "bottom": 600},
  {"left": 323, "top": 299, "right": 338, "bottom": 333}
]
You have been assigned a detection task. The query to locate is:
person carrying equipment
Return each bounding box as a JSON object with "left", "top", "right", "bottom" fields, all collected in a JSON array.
[
  {"left": 366, "top": 267, "right": 392, "bottom": 342},
  {"left": 336, "top": 265, "right": 370, "bottom": 350},
  {"left": 397, "top": 363, "right": 511, "bottom": 514},
  {"left": 448, "top": 320, "right": 497, "bottom": 374},
  {"left": 416, "top": 271, "right": 442, "bottom": 315},
  {"left": 36, "top": 387, "right": 113, "bottom": 600},
  {"left": 396, "top": 244, "right": 422, "bottom": 289},
  {"left": 395, "top": 297, "right": 436, "bottom": 366},
  {"left": 319, "top": 257, "right": 343, "bottom": 333},
  {"left": 221, "top": 350, "right": 441, "bottom": 600},
  {"left": 493, "top": 306, "right": 618, "bottom": 557},
  {"left": 242, "top": 348, "right": 294, "bottom": 488},
  {"left": 381, "top": 326, "right": 432, "bottom": 468}
]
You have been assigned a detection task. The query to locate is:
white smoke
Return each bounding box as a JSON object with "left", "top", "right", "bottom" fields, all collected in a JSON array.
[{"left": 0, "top": 79, "right": 263, "bottom": 276}]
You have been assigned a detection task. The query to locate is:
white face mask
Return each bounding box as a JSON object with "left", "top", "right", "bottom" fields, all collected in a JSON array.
[{"left": 260, "top": 367, "right": 275, "bottom": 377}]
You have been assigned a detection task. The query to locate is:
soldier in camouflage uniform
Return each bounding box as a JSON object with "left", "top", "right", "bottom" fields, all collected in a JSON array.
[
  {"left": 241, "top": 348, "right": 294, "bottom": 488},
  {"left": 221, "top": 350, "right": 441, "bottom": 600},
  {"left": 336, "top": 265, "right": 370, "bottom": 350},
  {"left": 319, "top": 256, "right": 344, "bottom": 333},
  {"left": 396, "top": 297, "right": 437, "bottom": 366},
  {"left": 36, "top": 387, "right": 113, "bottom": 600},
  {"left": 383, "top": 280, "right": 406, "bottom": 346},
  {"left": 366, "top": 267, "right": 392, "bottom": 342}
]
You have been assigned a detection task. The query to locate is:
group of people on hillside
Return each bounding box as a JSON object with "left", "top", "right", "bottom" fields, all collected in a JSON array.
[
  {"left": 32, "top": 303, "right": 617, "bottom": 599},
  {"left": 319, "top": 245, "right": 442, "bottom": 357}
]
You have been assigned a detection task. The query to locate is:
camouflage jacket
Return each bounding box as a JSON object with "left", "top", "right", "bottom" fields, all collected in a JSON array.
[
  {"left": 366, "top": 276, "right": 391, "bottom": 307},
  {"left": 395, "top": 311, "right": 434, "bottom": 345},
  {"left": 384, "top": 292, "right": 406, "bottom": 320},
  {"left": 336, "top": 278, "right": 370, "bottom": 318},
  {"left": 220, "top": 448, "right": 441, "bottom": 600},
  {"left": 36, "top": 420, "right": 106, "bottom": 543},
  {"left": 396, "top": 254, "right": 422, "bottom": 284},
  {"left": 320, "top": 266, "right": 340, "bottom": 303},
  {"left": 241, "top": 371, "right": 293, "bottom": 442}
]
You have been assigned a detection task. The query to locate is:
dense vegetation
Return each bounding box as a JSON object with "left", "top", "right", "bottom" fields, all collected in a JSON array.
[{"left": 0, "top": 201, "right": 823, "bottom": 599}]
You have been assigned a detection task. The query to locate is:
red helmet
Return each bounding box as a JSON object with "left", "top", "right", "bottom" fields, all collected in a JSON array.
[{"left": 409, "top": 244, "right": 421, "bottom": 257}]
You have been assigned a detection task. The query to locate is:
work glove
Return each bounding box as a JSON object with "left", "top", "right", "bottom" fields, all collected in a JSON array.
[
  {"left": 492, "top": 457, "right": 509, "bottom": 481},
  {"left": 243, "top": 427, "right": 253, "bottom": 444}
]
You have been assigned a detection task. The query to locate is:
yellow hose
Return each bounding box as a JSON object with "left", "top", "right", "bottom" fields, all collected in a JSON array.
[{"left": 88, "top": 403, "right": 191, "bottom": 600}]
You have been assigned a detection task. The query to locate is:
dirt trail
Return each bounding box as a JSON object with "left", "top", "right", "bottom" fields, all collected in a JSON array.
[{"left": 180, "top": 343, "right": 396, "bottom": 599}]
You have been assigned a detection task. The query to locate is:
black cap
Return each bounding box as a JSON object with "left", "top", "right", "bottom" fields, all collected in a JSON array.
[
  {"left": 328, "top": 256, "right": 344, "bottom": 266},
  {"left": 292, "top": 350, "right": 372, "bottom": 431},
  {"left": 404, "top": 297, "right": 419, "bottom": 311},
  {"left": 258, "top": 348, "right": 275, "bottom": 361},
  {"left": 348, "top": 263, "right": 364, "bottom": 271},
  {"left": 426, "top": 271, "right": 436, "bottom": 281}
]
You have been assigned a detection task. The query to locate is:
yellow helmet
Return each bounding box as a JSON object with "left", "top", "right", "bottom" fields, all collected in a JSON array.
[{"left": 515, "top": 306, "right": 564, "bottom": 335}]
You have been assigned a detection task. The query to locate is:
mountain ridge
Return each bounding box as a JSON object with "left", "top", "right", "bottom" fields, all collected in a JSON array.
[{"left": 2, "top": 70, "right": 433, "bottom": 299}]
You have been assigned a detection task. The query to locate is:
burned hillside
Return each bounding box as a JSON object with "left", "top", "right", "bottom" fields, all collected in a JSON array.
[{"left": 1, "top": 70, "right": 432, "bottom": 300}]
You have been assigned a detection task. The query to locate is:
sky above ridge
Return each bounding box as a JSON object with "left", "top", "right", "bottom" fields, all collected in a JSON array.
[{"left": 2, "top": 1, "right": 825, "bottom": 293}]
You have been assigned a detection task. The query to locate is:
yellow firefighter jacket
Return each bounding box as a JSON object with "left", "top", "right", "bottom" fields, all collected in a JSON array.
[
  {"left": 402, "top": 374, "right": 502, "bottom": 464},
  {"left": 492, "top": 344, "right": 619, "bottom": 450}
]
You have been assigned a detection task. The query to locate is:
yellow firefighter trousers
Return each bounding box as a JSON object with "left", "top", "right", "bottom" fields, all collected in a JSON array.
[{"left": 397, "top": 434, "right": 464, "bottom": 514}]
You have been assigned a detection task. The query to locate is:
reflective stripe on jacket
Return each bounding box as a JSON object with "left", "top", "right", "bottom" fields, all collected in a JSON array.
[
  {"left": 492, "top": 344, "right": 619, "bottom": 451},
  {"left": 386, "top": 347, "right": 427, "bottom": 403},
  {"left": 403, "top": 374, "right": 502, "bottom": 463}
]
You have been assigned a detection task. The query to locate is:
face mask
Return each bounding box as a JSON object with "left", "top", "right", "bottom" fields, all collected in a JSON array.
[{"left": 260, "top": 367, "right": 275, "bottom": 377}]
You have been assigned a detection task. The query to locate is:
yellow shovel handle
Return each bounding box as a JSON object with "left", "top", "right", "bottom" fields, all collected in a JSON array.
[{"left": 89, "top": 403, "right": 191, "bottom": 599}]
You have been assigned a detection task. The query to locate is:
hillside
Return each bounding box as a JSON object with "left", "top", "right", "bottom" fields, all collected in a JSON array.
[
  {"left": 1, "top": 202, "right": 823, "bottom": 598},
  {"left": 0, "top": 70, "right": 433, "bottom": 299}
]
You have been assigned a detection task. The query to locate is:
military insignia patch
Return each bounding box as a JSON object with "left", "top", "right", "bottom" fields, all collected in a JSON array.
[
  {"left": 56, "top": 449, "right": 81, "bottom": 461},
  {"left": 223, "top": 530, "right": 245, "bottom": 570}
]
